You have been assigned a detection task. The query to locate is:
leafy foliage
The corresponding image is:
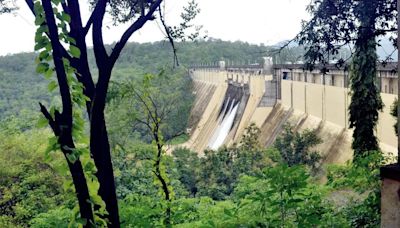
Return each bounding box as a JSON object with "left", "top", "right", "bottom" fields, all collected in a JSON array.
[
  {"left": 173, "top": 124, "right": 277, "bottom": 200},
  {"left": 297, "top": 0, "right": 394, "bottom": 157},
  {"left": 236, "top": 165, "right": 334, "bottom": 227},
  {"left": 0, "top": 124, "right": 70, "bottom": 227},
  {"left": 0, "top": 110, "right": 390, "bottom": 227},
  {"left": 348, "top": 18, "right": 383, "bottom": 157},
  {"left": 274, "top": 124, "right": 322, "bottom": 170},
  {"left": 172, "top": 148, "right": 200, "bottom": 197},
  {"left": 106, "top": 68, "right": 194, "bottom": 145},
  {"left": 326, "top": 151, "right": 390, "bottom": 227}
]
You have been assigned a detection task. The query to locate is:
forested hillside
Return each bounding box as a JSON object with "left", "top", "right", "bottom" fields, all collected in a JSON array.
[{"left": 0, "top": 40, "right": 267, "bottom": 122}]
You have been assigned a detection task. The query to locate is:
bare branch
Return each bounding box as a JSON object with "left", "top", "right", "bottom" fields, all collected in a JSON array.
[
  {"left": 109, "top": 0, "right": 163, "bottom": 65},
  {"left": 134, "top": 116, "right": 152, "bottom": 130},
  {"left": 159, "top": 5, "right": 179, "bottom": 67},
  {"left": 164, "top": 131, "right": 186, "bottom": 142},
  {"left": 91, "top": 0, "right": 109, "bottom": 69},
  {"left": 61, "top": 1, "right": 69, "bottom": 15},
  {"left": 83, "top": 12, "right": 94, "bottom": 35},
  {"left": 132, "top": 88, "right": 157, "bottom": 124},
  {"left": 39, "top": 102, "right": 58, "bottom": 134}
]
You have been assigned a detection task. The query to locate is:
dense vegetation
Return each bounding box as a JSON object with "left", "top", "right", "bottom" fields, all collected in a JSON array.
[
  {"left": 0, "top": 113, "right": 390, "bottom": 226},
  {"left": 0, "top": 36, "right": 394, "bottom": 228}
]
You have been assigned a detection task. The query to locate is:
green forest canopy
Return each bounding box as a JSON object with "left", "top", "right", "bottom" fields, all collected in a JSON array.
[{"left": 0, "top": 39, "right": 270, "bottom": 122}]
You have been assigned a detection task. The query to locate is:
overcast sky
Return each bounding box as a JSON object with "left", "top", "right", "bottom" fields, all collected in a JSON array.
[{"left": 0, "top": 0, "right": 310, "bottom": 56}]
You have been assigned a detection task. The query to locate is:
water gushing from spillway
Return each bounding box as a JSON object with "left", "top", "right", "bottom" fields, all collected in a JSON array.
[
  {"left": 208, "top": 98, "right": 232, "bottom": 148},
  {"left": 209, "top": 101, "right": 240, "bottom": 150}
]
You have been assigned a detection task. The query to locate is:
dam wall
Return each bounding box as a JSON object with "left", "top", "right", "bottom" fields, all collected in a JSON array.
[
  {"left": 281, "top": 80, "right": 397, "bottom": 155},
  {"left": 185, "top": 67, "right": 397, "bottom": 162},
  {"left": 185, "top": 69, "right": 274, "bottom": 154}
]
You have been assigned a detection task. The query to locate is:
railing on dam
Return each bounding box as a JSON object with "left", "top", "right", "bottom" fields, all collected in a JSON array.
[
  {"left": 189, "top": 64, "right": 263, "bottom": 69},
  {"left": 189, "top": 65, "right": 270, "bottom": 78},
  {"left": 191, "top": 61, "right": 399, "bottom": 95}
]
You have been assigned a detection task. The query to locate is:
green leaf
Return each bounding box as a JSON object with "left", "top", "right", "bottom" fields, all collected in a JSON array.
[
  {"left": 69, "top": 45, "right": 81, "bottom": 58},
  {"left": 37, "top": 116, "right": 48, "bottom": 128},
  {"left": 33, "top": 2, "right": 43, "bottom": 14},
  {"left": 76, "top": 218, "right": 87, "bottom": 226},
  {"left": 34, "top": 41, "right": 46, "bottom": 51},
  {"left": 34, "top": 15, "right": 45, "bottom": 25},
  {"left": 84, "top": 162, "right": 95, "bottom": 172},
  {"left": 65, "top": 36, "right": 76, "bottom": 45},
  {"left": 45, "top": 42, "right": 52, "bottom": 51},
  {"left": 66, "top": 153, "right": 77, "bottom": 163},
  {"left": 38, "top": 50, "right": 50, "bottom": 60},
  {"left": 36, "top": 62, "right": 49, "bottom": 74},
  {"left": 36, "top": 24, "right": 48, "bottom": 34},
  {"left": 44, "top": 68, "right": 54, "bottom": 79},
  {"left": 63, "top": 180, "right": 73, "bottom": 191},
  {"left": 48, "top": 80, "right": 58, "bottom": 92},
  {"left": 35, "top": 33, "right": 45, "bottom": 43},
  {"left": 61, "top": 12, "right": 71, "bottom": 23}
]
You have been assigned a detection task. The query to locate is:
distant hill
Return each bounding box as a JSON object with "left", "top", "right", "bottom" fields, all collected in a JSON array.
[
  {"left": 273, "top": 36, "right": 398, "bottom": 62},
  {"left": 1, "top": 38, "right": 395, "bottom": 121},
  {"left": 0, "top": 40, "right": 271, "bottom": 120}
]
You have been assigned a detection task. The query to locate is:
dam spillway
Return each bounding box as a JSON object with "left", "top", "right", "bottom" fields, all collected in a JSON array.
[
  {"left": 209, "top": 101, "right": 239, "bottom": 150},
  {"left": 182, "top": 68, "right": 273, "bottom": 154},
  {"left": 208, "top": 81, "right": 248, "bottom": 150}
]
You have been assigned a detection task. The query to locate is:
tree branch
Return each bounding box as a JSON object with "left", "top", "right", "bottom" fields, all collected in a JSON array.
[
  {"left": 61, "top": 1, "right": 69, "bottom": 15},
  {"left": 83, "top": 13, "right": 94, "bottom": 35},
  {"left": 39, "top": 102, "right": 59, "bottom": 134},
  {"left": 41, "top": 0, "right": 73, "bottom": 121},
  {"left": 91, "top": 0, "right": 109, "bottom": 70},
  {"left": 109, "top": 0, "right": 163, "bottom": 65},
  {"left": 165, "top": 131, "right": 185, "bottom": 142},
  {"left": 25, "top": 0, "right": 72, "bottom": 61},
  {"left": 159, "top": 5, "right": 179, "bottom": 67},
  {"left": 132, "top": 88, "right": 157, "bottom": 124},
  {"left": 66, "top": 0, "right": 95, "bottom": 113}
]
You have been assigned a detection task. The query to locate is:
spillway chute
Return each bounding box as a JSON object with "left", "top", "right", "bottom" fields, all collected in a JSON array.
[{"left": 209, "top": 102, "right": 240, "bottom": 150}]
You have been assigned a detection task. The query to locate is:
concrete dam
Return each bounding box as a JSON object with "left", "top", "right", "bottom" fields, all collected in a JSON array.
[{"left": 181, "top": 63, "right": 398, "bottom": 163}]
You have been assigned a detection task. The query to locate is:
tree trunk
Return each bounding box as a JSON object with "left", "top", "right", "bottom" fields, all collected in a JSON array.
[
  {"left": 90, "top": 115, "right": 120, "bottom": 227},
  {"left": 397, "top": 0, "right": 400, "bottom": 163},
  {"left": 63, "top": 151, "right": 94, "bottom": 226},
  {"left": 90, "top": 68, "right": 120, "bottom": 227}
]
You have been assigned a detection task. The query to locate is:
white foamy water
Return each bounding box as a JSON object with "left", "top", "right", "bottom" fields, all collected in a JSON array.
[
  {"left": 209, "top": 102, "right": 239, "bottom": 150},
  {"left": 208, "top": 98, "right": 233, "bottom": 147}
]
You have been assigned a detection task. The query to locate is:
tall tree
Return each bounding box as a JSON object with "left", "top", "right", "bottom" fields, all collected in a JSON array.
[
  {"left": 108, "top": 70, "right": 193, "bottom": 226},
  {"left": 20, "top": 0, "right": 200, "bottom": 226},
  {"left": 349, "top": 0, "right": 382, "bottom": 157},
  {"left": 296, "top": 0, "right": 396, "bottom": 159}
]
